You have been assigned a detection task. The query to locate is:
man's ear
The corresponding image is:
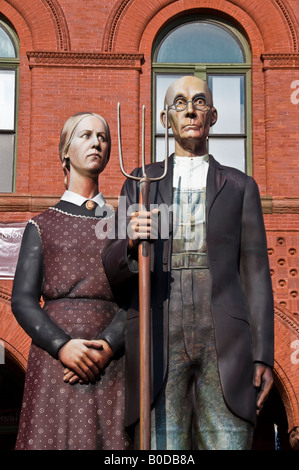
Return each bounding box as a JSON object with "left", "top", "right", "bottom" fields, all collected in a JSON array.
[
  {"left": 160, "top": 109, "right": 171, "bottom": 129},
  {"left": 210, "top": 107, "right": 218, "bottom": 128}
]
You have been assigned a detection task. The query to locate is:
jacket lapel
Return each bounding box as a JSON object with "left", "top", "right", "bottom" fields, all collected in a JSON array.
[
  {"left": 206, "top": 155, "right": 227, "bottom": 218},
  {"left": 152, "top": 154, "right": 226, "bottom": 210},
  {"left": 150, "top": 153, "right": 226, "bottom": 228},
  {"left": 155, "top": 154, "right": 174, "bottom": 206}
]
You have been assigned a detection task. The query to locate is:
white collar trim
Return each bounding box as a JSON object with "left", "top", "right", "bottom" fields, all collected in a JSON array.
[{"left": 61, "top": 190, "right": 106, "bottom": 207}]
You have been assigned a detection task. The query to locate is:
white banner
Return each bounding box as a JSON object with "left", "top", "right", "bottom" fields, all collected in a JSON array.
[{"left": 0, "top": 222, "right": 26, "bottom": 279}]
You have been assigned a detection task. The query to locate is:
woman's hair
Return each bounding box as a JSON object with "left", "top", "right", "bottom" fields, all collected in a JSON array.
[{"left": 59, "top": 112, "right": 111, "bottom": 189}]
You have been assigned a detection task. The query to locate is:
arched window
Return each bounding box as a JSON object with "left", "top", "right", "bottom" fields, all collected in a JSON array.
[
  {"left": 0, "top": 19, "right": 19, "bottom": 192},
  {"left": 152, "top": 18, "right": 251, "bottom": 173}
]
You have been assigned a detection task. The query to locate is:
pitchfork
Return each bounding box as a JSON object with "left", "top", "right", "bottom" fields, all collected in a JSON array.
[{"left": 117, "top": 102, "right": 169, "bottom": 450}]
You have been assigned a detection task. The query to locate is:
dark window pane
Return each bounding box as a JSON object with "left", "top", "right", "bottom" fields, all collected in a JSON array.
[{"left": 0, "top": 134, "right": 14, "bottom": 192}]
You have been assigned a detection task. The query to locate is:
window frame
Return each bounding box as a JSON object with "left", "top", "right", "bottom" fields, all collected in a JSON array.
[
  {"left": 0, "top": 19, "right": 19, "bottom": 193},
  {"left": 151, "top": 17, "right": 252, "bottom": 175}
]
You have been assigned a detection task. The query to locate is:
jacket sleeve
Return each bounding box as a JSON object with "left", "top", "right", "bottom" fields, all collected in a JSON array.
[
  {"left": 102, "top": 167, "right": 141, "bottom": 286},
  {"left": 239, "top": 176, "right": 274, "bottom": 367},
  {"left": 97, "top": 308, "right": 127, "bottom": 356},
  {"left": 11, "top": 222, "right": 71, "bottom": 358},
  {"left": 100, "top": 172, "right": 142, "bottom": 357}
]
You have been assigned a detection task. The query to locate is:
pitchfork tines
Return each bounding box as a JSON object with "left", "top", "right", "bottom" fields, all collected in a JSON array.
[{"left": 117, "top": 102, "right": 169, "bottom": 182}]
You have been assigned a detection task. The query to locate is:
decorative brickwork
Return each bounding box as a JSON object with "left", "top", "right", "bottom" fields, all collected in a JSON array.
[
  {"left": 268, "top": 234, "right": 299, "bottom": 316},
  {"left": 27, "top": 51, "right": 144, "bottom": 69},
  {"left": 262, "top": 53, "right": 299, "bottom": 70}
]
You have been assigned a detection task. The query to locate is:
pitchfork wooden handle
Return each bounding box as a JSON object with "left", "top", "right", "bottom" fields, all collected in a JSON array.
[{"left": 117, "top": 101, "right": 170, "bottom": 450}]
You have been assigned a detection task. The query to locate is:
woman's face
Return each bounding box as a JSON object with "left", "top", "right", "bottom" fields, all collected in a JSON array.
[{"left": 66, "top": 115, "right": 109, "bottom": 178}]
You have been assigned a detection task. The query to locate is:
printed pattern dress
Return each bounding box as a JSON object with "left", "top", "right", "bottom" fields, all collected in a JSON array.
[{"left": 15, "top": 203, "right": 131, "bottom": 450}]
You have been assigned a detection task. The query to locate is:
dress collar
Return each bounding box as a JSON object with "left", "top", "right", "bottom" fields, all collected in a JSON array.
[{"left": 61, "top": 190, "right": 106, "bottom": 207}]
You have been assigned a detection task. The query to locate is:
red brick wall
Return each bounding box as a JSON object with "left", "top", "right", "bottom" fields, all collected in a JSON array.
[{"left": 0, "top": 0, "right": 299, "bottom": 439}]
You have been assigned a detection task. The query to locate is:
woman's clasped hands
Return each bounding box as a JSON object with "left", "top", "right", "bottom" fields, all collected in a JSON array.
[{"left": 58, "top": 338, "right": 113, "bottom": 385}]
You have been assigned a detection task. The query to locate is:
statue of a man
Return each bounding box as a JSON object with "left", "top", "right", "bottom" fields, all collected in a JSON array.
[{"left": 102, "top": 76, "right": 274, "bottom": 450}]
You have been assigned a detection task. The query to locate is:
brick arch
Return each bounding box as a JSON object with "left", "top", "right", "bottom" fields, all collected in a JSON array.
[
  {"left": 0, "top": 287, "right": 30, "bottom": 372},
  {"left": 273, "top": 304, "right": 299, "bottom": 434},
  {"left": 0, "top": 1, "right": 33, "bottom": 51},
  {"left": 139, "top": 4, "right": 264, "bottom": 59},
  {"left": 3, "top": 0, "right": 70, "bottom": 50},
  {"left": 105, "top": 0, "right": 296, "bottom": 54},
  {"left": 40, "top": 0, "right": 71, "bottom": 50},
  {"left": 102, "top": 0, "right": 176, "bottom": 52},
  {"left": 270, "top": 0, "right": 298, "bottom": 52}
]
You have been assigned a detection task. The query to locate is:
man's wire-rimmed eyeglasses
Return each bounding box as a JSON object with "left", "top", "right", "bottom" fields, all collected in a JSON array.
[{"left": 168, "top": 96, "right": 211, "bottom": 112}]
